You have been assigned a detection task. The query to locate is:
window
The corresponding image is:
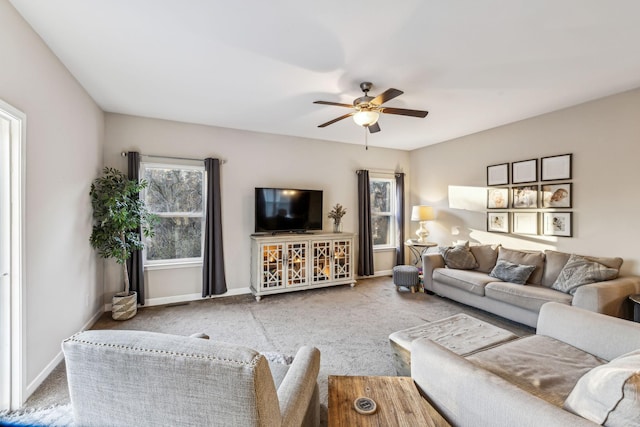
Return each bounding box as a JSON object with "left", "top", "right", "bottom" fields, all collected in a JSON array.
[
  {"left": 141, "top": 161, "right": 205, "bottom": 265},
  {"left": 370, "top": 177, "right": 396, "bottom": 249}
]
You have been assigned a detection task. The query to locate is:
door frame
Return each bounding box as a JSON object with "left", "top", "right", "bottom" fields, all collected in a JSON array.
[{"left": 0, "top": 99, "right": 26, "bottom": 411}]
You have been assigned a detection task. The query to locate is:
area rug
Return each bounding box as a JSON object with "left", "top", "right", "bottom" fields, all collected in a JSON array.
[{"left": 0, "top": 404, "right": 73, "bottom": 426}]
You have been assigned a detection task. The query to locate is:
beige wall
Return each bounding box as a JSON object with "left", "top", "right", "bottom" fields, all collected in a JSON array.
[
  {"left": 104, "top": 114, "right": 411, "bottom": 303},
  {"left": 0, "top": 0, "right": 104, "bottom": 397},
  {"left": 410, "top": 88, "right": 640, "bottom": 275}
]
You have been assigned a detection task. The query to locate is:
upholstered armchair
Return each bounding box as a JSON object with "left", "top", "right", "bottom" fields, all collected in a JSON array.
[{"left": 63, "top": 330, "right": 321, "bottom": 427}]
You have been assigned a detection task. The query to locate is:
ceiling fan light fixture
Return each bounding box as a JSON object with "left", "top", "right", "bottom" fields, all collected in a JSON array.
[
  {"left": 353, "top": 110, "right": 379, "bottom": 127},
  {"left": 314, "top": 82, "right": 427, "bottom": 131}
]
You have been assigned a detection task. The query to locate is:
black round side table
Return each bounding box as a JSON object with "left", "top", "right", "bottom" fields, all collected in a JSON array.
[{"left": 630, "top": 294, "right": 640, "bottom": 323}]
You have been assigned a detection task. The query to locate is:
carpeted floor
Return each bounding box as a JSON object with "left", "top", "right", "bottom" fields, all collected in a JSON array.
[{"left": 15, "top": 276, "right": 533, "bottom": 425}]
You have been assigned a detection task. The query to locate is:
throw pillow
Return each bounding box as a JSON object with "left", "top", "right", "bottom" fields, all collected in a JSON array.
[
  {"left": 497, "top": 247, "right": 545, "bottom": 285},
  {"left": 470, "top": 244, "right": 500, "bottom": 273},
  {"left": 564, "top": 350, "right": 640, "bottom": 426},
  {"left": 551, "top": 254, "right": 619, "bottom": 295},
  {"left": 543, "top": 250, "right": 623, "bottom": 287},
  {"left": 439, "top": 242, "right": 478, "bottom": 270},
  {"left": 489, "top": 259, "right": 536, "bottom": 285},
  {"left": 542, "top": 250, "right": 572, "bottom": 287}
]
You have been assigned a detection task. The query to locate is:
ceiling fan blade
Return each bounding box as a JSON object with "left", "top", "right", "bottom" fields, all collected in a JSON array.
[
  {"left": 381, "top": 107, "right": 429, "bottom": 118},
  {"left": 371, "top": 88, "right": 403, "bottom": 105},
  {"left": 313, "top": 101, "right": 353, "bottom": 108},
  {"left": 318, "top": 112, "right": 354, "bottom": 128},
  {"left": 368, "top": 122, "right": 381, "bottom": 133}
]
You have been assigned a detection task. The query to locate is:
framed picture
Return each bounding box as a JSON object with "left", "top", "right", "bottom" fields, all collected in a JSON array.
[
  {"left": 487, "top": 212, "right": 509, "bottom": 233},
  {"left": 541, "top": 183, "right": 572, "bottom": 208},
  {"left": 542, "top": 154, "right": 572, "bottom": 181},
  {"left": 512, "top": 185, "right": 538, "bottom": 208},
  {"left": 487, "top": 187, "right": 509, "bottom": 209},
  {"left": 512, "top": 159, "right": 537, "bottom": 184},
  {"left": 487, "top": 163, "right": 509, "bottom": 186},
  {"left": 543, "top": 212, "right": 573, "bottom": 237},
  {"left": 512, "top": 212, "right": 538, "bottom": 235}
]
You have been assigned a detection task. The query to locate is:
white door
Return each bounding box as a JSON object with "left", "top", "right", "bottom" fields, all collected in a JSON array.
[{"left": 0, "top": 100, "right": 25, "bottom": 411}]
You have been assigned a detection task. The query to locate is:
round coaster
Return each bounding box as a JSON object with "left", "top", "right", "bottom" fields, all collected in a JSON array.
[{"left": 353, "top": 396, "right": 377, "bottom": 415}]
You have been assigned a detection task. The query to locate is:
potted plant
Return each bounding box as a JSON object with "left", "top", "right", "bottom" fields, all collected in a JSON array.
[
  {"left": 90, "top": 167, "right": 155, "bottom": 320},
  {"left": 328, "top": 203, "right": 347, "bottom": 233}
]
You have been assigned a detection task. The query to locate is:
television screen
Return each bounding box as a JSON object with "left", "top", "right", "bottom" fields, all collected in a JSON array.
[{"left": 255, "top": 188, "right": 323, "bottom": 233}]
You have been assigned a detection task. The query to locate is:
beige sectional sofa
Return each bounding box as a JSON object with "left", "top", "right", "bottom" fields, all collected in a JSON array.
[
  {"left": 412, "top": 302, "right": 640, "bottom": 427},
  {"left": 422, "top": 244, "right": 640, "bottom": 327}
]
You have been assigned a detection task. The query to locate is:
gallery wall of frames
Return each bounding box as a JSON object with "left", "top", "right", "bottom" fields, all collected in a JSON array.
[{"left": 486, "top": 153, "right": 573, "bottom": 237}]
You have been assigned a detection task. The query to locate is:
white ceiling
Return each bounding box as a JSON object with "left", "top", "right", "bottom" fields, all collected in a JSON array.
[{"left": 10, "top": 0, "right": 640, "bottom": 150}]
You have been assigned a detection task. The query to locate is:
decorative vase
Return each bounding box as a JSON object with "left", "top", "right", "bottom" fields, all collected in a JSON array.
[
  {"left": 333, "top": 221, "right": 343, "bottom": 233},
  {"left": 112, "top": 291, "right": 137, "bottom": 320}
]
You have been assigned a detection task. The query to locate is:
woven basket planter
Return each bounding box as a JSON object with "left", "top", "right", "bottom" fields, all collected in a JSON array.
[{"left": 112, "top": 291, "right": 137, "bottom": 321}]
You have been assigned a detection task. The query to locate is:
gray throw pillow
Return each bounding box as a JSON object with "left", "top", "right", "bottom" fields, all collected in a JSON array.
[
  {"left": 543, "top": 250, "right": 623, "bottom": 287},
  {"left": 489, "top": 259, "right": 536, "bottom": 285},
  {"left": 551, "top": 254, "right": 619, "bottom": 295},
  {"left": 439, "top": 242, "right": 478, "bottom": 270},
  {"left": 497, "top": 247, "right": 545, "bottom": 285}
]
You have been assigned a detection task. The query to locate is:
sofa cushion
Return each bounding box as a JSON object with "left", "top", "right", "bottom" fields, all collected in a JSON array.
[
  {"left": 439, "top": 242, "right": 478, "bottom": 270},
  {"left": 542, "top": 250, "right": 624, "bottom": 287},
  {"left": 497, "top": 247, "right": 545, "bottom": 285},
  {"left": 433, "top": 268, "right": 493, "bottom": 296},
  {"left": 470, "top": 244, "right": 499, "bottom": 273},
  {"left": 564, "top": 349, "right": 640, "bottom": 426},
  {"left": 467, "top": 335, "right": 606, "bottom": 407},
  {"left": 489, "top": 259, "right": 536, "bottom": 285},
  {"left": 542, "top": 250, "right": 572, "bottom": 287},
  {"left": 485, "top": 282, "right": 573, "bottom": 312},
  {"left": 552, "top": 254, "right": 619, "bottom": 295}
]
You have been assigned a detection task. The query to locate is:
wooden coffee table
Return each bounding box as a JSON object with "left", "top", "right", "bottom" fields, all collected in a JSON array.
[{"left": 328, "top": 375, "right": 451, "bottom": 427}]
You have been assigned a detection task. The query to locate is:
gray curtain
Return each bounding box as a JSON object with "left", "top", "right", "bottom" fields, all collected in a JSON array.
[
  {"left": 357, "top": 170, "right": 374, "bottom": 276},
  {"left": 202, "top": 158, "right": 227, "bottom": 296},
  {"left": 126, "top": 151, "right": 145, "bottom": 304},
  {"left": 395, "top": 172, "right": 405, "bottom": 265}
]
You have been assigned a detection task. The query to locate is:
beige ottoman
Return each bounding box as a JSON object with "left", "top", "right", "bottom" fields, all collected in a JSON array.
[{"left": 389, "top": 314, "right": 520, "bottom": 376}]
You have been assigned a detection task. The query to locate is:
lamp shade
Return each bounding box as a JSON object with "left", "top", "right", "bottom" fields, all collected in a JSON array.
[
  {"left": 353, "top": 110, "right": 380, "bottom": 127},
  {"left": 411, "top": 205, "right": 434, "bottom": 221}
]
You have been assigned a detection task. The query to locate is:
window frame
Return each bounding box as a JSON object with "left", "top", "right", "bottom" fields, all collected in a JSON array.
[
  {"left": 140, "top": 160, "right": 206, "bottom": 267},
  {"left": 370, "top": 176, "right": 397, "bottom": 250}
]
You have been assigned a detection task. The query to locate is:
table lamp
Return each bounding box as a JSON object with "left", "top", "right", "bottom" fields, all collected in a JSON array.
[{"left": 411, "top": 205, "right": 435, "bottom": 243}]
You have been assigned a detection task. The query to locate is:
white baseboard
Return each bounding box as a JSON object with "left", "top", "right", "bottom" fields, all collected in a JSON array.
[
  {"left": 26, "top": 352, "right": 63, "bottom": 398},
  {"left": 26, "top": 307, "right": 104, "bottom": 397},
  {"left": 144, "top": 287, "right": 251, "bottom": 307},
  {"left": 104, "top": 287, "right": 252, "bottom": 311}
]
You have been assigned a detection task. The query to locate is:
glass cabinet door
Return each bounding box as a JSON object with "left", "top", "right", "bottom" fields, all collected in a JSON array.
[
  {"left": 311, "top": 240, "right": 332, "bottom": 284},
  {"left": 286, "top": 241, "right": 308, "bottom": 286},
  {"left": 332, "top": 239, "right": 352, "bottom": 280},
  {"left": 261, "top": 243, "right": 284, "bottom": 289}
]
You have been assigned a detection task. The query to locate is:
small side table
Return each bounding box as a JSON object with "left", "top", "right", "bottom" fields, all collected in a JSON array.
[
  {"left": 630, "top": 294, "right": 640, "bottom": 323},
  {"left": 405, "top": 240, "right": 437, "bottom": 266},
  {"left": 328, "top": 375, "right": 451, "bottom": 427}
]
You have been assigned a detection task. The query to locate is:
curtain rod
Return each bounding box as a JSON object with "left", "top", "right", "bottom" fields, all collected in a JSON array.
[
  {"left": 121, "top": 151, "right": 226, "bottom": 164},
  {"left": 356, "top": 168, "right": 401, "bottom": 175}
]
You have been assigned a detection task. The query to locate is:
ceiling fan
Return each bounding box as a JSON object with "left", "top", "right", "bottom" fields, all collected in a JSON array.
[{"left": 314, "top": 82, "right": 429, "bottom": 133}]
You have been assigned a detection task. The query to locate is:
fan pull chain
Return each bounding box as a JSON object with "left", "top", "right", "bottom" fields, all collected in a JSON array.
[{"left": 365, "top": 126, "right": 368, "bottom": 150}]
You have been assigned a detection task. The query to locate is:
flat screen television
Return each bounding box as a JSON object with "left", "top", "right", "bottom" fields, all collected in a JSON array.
[{"left": 255, "top": 188, "right": 323, "bottom": 233}]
